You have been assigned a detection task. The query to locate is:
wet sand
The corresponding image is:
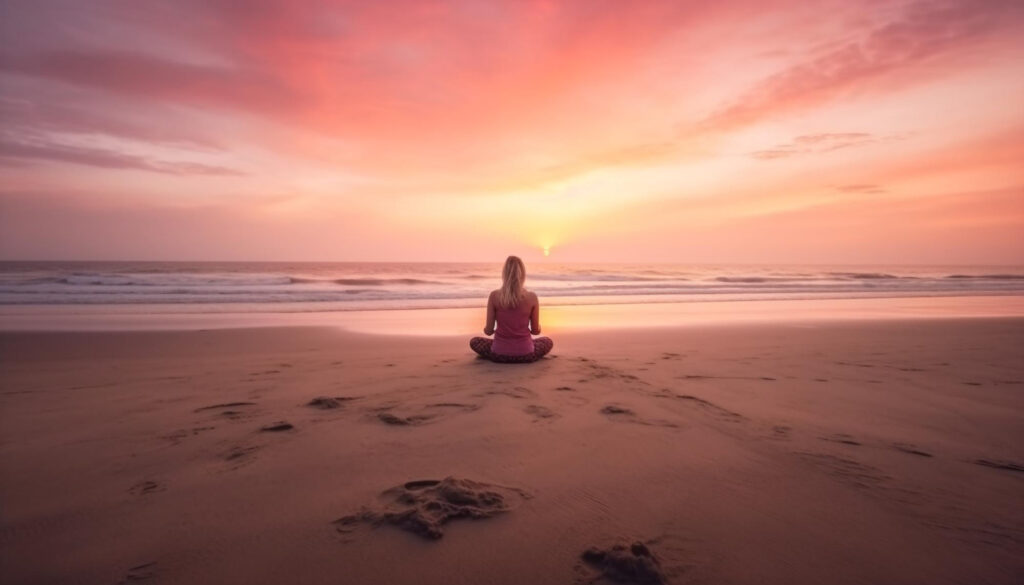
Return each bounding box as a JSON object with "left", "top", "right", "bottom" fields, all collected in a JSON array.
[{"left": 1, "top": 318, "right": 1022, "bottom": 584}]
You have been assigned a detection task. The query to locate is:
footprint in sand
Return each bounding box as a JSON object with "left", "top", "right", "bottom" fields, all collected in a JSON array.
[
  {"left": 260, "top": 421, "right": 294, "bottom": 432},
  {"left": 820, "top": 433, "right": 861, "bottom": 446},
  {"left": 678, "top": 374, "right": 775, "bottom": 382},
  {"left": 307, "top": 396, "right": 359, "bottom": 409},
  {"left": 377, "top": 412, "right": 433, "bottom": 426},
  {"left": 423, "top": 402, "right": 481, "bottom": 420},
  {"left": 672, "top": 394, "right": 745, "bottom": 422},
  {"left": 479, "top": 386, "right": 536, "bottom": 399},
  {"left": 194, "top": 401, "right": 256, "bottom": 413},
  {"left": 974, "top": 459, "right": 1024, "bottom": 473},
  {"left": 600, "top": 405, "right": 678, "bottom": 428},
  {"left": 128, "top": 480, "right": 164, "bottom": 496},
  {"left": 836, "top": 361, "right": 875, "bottom": 368},
  {"left": 223, "top": 445, "right": 260, "bottom": 468},
  {"left": 556, "top": 393, "right": 590, "bottom": 407},
  {"left": 376, "top": 403, "right": 479, "bottom": 426},
  {"left": 524, "top": 404, "right": 559, "bottom": 421},
  {"left": 578, "top": 541, "right": 668, "bottom": 585},
  {"left": 797, "top": 452, "right": 893, "bottom": 491},
  {"left": 579, "top": 362, "right": 649, "bottom": 385},
  {"left": 162, "top": 426, "right": 215, "bottom": 444},
  {"left": 891, "top": 443, "right": 933, "bottom": 457},
  {"left": 117, "top": 562, "right": 157, "bottom": 584},
  {"left": 334, "top": 477, "right": 529, "bottom": 540},
  {"left": 308, "top": 396, "right": 342, "bottom": 409},
  {"left": 427, "top": 402, "right": 479, "bottom": 411}
]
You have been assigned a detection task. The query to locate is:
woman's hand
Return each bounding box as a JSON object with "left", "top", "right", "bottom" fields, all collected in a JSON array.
[{"left": 483, "top": 327, "right": 494, "bottom": 336}]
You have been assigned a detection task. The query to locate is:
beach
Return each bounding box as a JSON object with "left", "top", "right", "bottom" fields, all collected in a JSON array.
[
  {"left": 1, "top": 315, "right": 1022, "bottom": 584},
  {"left": 5, "top": 0, "right": 1024, "bottom": 581},
  {"left": 4, "top": 0, "right": 1023, "bottom": 580}
]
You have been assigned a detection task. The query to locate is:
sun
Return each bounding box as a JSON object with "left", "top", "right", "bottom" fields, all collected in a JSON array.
[{"left": 542, "top": 245, "right": 551, "bottom": 257}]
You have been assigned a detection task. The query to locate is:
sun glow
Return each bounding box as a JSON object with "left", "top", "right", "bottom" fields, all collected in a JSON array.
[{"left": 543, "top": 245, "right": 551, "bottom": 257}]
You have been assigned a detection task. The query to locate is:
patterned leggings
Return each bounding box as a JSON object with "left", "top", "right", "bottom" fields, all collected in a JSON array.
[{"left": 470, "top": 337, "right": 554, "bottom": 363}]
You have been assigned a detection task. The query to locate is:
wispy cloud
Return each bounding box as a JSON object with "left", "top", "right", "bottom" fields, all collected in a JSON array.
[
  {"left": 0, "top": 137, "right": 244, "bottom": 176},
  {"left": 835, "top": 183, "right": 887, "bottom": 194},
  {"left": 0, "top": 96, "right": 223, "bottom": 150},
  {"left": 0, "top": 50, "right": 300, "bottom": 114},
  {"left": 751, "top": 132, "right": 893, "bottom": 159}
]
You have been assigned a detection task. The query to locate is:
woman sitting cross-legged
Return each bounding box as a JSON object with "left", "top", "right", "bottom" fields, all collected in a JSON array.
[{"left": 470, "top": 255, "right": 553, "bottom": 363}]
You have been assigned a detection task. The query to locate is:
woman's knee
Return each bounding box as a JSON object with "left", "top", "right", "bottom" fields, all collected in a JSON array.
[
  {"left": 469, "top": 337, "right": 491, "bottom": 355},
  {"left": 534, "top": 337, "right": 553, "bottom": 356}
]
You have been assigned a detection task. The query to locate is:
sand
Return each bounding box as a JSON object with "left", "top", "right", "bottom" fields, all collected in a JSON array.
[{"left": 1, "top": 318, "right": 1022, "bottom": 584}]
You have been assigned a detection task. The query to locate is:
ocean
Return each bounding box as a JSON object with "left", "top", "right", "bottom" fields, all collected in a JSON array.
[{"left": 1, "top": 261, "right": 1022, "bottom": 312}]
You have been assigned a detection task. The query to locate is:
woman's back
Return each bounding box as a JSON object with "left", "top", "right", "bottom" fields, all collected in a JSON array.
[{"left": 490, "top": 290, "right": 536, "bottom": 356}]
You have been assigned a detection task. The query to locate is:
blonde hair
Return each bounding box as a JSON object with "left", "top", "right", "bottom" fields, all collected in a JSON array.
[{"left": 498, "top": 256, "right": 526, "bottom": 308}]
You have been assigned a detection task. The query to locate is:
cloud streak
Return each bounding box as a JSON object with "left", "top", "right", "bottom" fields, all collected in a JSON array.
[
  {"left": 751, "top": 132, "right": 898, "bottom": 159},
  {"left": 835, "top": 183, "right": 887, "bottom": 194},
  {"left": 0, "top": 95, "right": 224, "bottom": 151},
  {"left": 0, "top": 50, "right": 300, "bottom": 114},
  {"left": 0, "top": 137, "right": 244, "bottom": 176}
]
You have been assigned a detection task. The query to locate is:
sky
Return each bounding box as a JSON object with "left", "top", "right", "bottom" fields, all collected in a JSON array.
[{"left": 1, "top": 0, "right": 1022, "bottom": 264}]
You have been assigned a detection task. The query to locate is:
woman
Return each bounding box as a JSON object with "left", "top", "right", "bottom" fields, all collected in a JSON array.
[{"left": 470, "top": 256, "right": 553, "bottom": 363}]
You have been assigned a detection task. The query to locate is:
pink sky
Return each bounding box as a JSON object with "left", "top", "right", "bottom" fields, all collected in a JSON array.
[{"left": 1, "top": 0, "right": 1022, "bottom": 263}]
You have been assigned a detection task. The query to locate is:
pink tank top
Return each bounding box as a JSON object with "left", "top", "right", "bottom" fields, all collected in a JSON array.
[{"left": 491, "top": 305, "right": 535, "bottom": 356}]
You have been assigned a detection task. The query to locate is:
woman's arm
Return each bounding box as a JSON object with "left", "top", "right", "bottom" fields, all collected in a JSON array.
[
  {"left": 483, "top": 291, "right": 496, "bottom": 336},
  {"left": 530, "top": 293, "right": 541, "bottom": 335}
]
